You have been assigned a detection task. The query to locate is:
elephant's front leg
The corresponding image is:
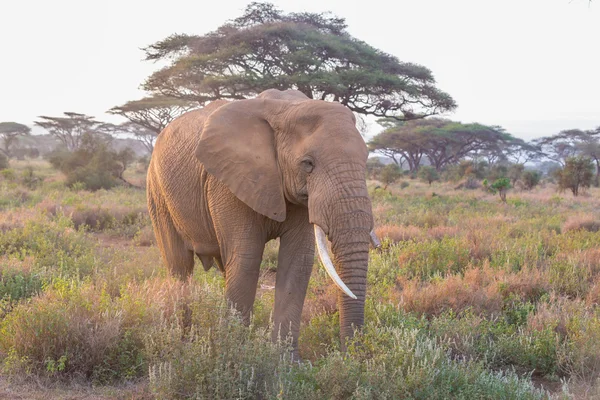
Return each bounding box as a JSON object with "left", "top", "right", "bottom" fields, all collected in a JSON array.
[
  {"left": 272, "top": 212, "right": 315, "bottom": 355},
  {"left": 223, "top": 250, "right": 264, "bottom": 323}
]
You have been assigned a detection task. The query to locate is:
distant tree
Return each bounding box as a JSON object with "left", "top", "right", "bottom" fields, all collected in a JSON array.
[
  {"left": 0, "top": 122, "right": 31, "bottom": 158},
  {"left": 427, "top": 123, "right": 513, "bottom": 171},
  {"left": 368, "top": 118, "right": 430, "bottom": 171},
  {"left": 521, "top": 170, "right": 541, "bottom": 190},
  {"left": 379, "top": 164, "right": 402, "bottom": 190},
  {"left": 366, "top": 157, "right": 385, "bottom": 179},
  {"left": 34, "top": 113, "right": 111, "bottom": 151},
  {"left": 108, "top": 95, "right": 196, "bottom": 135},
  {"left": 0, "top": 153, "right": 8, "bottom": 170},
  {"left": 574, "top": 128, "right": 600, "bottom": 186},
  {"left": 417, "top": 165, "right": 439, "bottom": 185},
  {"left": 487, "top": 163, "right": 509, "bottom": 182},
  {"left": 555, "top": 157, "right": 594, "bottom": 196},
  {"left": 369, "top": 119, "right": 513, "bottom": 173},
  {"left": 504, "top": 138, "right": 543, "bottom": 164},
  {"left": 143, "top": 2, "right": 456, "bottom": 120},
  {"left": 536, "top": 128, "right": 600, "bottom": 186},
  {"left": 115, "top": 122, "right": 158, "bottom": 155},
  {"left": 507, "top": 163, "right": 525, "bottom": 185}
]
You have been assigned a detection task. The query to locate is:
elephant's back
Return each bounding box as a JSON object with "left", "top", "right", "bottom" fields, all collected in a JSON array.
[
  {"left": 147, "top": 100, "right": 229, "bottom": 244},
  {"left": 150, "top": 99, "right": 230, "bottom": 182}
]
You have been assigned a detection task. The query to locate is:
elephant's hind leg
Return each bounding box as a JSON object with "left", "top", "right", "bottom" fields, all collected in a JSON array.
[{"left": 148, "top": 192, "right": 194, "bottom": 280}]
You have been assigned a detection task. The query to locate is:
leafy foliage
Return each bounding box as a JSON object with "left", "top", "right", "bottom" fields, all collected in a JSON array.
[
  {"left": 34, "top": 112, "right": 112, "bottom": 152},
  {"left": 379, "top": 164, "right": 402, "bottom": 189},
  {"left": 485, "top": 177, "right": 511, "bottom": 202},
  {"left": 142, "top": 2, "right": 456, "bottom": 120},
  {"left": 0, "top": 122, "right": 31, "bottom": 158},
  {"left": 555, "top": 156, "right": 594, "bottom": 196},
  {"left": 0, "top": 153, "right": 8, "bottom": 170},
  {"left": 108, "top": 96, "right": 197, "bottom": 155},
  {"left": 369, "top": 118, "right": 515, "bottom": 171},
  {"left": 47, "top": 133, "right": 136, "bottom": 191},
  {"left": 418, "top": 165, "right": 439, "bottom": 185},
  {"left": 521, "top": 170, "right": 541, "bottom": 190}
]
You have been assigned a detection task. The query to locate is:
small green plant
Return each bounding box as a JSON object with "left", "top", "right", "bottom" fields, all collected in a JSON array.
[{"left": 485, "top": 177, "right": 511, "bottom": 202}]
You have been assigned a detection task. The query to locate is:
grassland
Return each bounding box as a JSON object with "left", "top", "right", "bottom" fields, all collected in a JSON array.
[{"left": 1, "top": 160, "right": 600, "bottom": 399}]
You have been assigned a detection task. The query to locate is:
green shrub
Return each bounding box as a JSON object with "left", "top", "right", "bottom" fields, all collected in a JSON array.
[
  {"left": 0, "top": 215, "right": 96, "bottom": 281},
  {"left": 522, "top": 170, "right": 541, "bottom": 190},
  {"left": 0, "top": 153, "right": 8, "bottom": 170},
  {"left": 0, "top": 280, "right": 146, "bottom": 383},
  {"left": 554, "top": 156, "right": 594, "bottom": 196},
  {"left": 418, "top": 165, "right": 439, "bottom": 185},
  {"left": 379, "top": 164, "right": 402, "bottom": 189},
  {"left": 485, "top": 177, "right": 511, "bottom": 202},
  {"left": 47, "top": 133, "right": 135, "bottom": 191}
]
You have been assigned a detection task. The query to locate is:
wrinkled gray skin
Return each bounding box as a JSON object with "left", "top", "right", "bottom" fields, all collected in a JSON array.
[{"left": 147, "top": 89, "right": 373, "bottom": 352}]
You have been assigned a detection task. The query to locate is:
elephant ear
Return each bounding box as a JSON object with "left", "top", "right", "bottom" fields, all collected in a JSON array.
[{"left": 195, "top": 98, "right": 287, "bottom": 222}]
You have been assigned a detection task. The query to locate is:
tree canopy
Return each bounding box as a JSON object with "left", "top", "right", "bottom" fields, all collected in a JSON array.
[
  {"left": 368, "top": 118, "right": 515, "bottom": 171},
  {"left": 108, "top": 95, "right": 196, "bottom": 134},
  {"left": 116, "top": 122, "right": 158, "bottom": 155},
  {"left": 142, "top": 2, "right": 456, "bottom": 120},
  {"left": 34, "top": 112, "right": 111, "bottom": 152},
  {"left": 0, "top": 122, "right": 31, "bottom": 157},
  {"left": 534, "top": 127, "right": 600, "bottom": 184}
]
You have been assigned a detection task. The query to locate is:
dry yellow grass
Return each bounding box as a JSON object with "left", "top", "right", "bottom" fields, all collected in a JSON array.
[
  {"left": 394, "top": 263, "right": 549, "bottom": 317},
  {"left": 563, "top": 215, "right": 600, "bottom": 233}
]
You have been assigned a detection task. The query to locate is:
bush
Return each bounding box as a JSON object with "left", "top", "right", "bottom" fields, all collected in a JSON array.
[
  {"left": 366, "top": 157, "right": 384, "bottom": 179},
  {"left": 555, "top": 156, "right": 594, "bottom": 196},
  {"left": 0, "top": 153, "right": 8, "bottom": 170},
  {"left": 418, "top": 165, "right": 439, "bottom": 185},
  {"left": 487, "top": 164, "right": 509, "bottom": 182},
  {"left": 47, "top": 133, "right": 135, "bottom": 191},
  {"left": 508, "top": 163, "right": 525, "bottom": 185},
  {"left": 521, "top": 170, "right": 541, "bottom": 190},
  {"left": 379, "top": 164, "right": 402, "bottom": 189}
]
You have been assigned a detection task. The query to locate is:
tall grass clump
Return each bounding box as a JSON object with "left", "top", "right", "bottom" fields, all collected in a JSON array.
[{"left": 148, "top": 315, "right": 548, "bottom": 399}]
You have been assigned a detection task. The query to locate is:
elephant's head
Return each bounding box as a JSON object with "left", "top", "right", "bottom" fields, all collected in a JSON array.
[{"left": 196, "top": 89, "right": 375, "bottom": 347}]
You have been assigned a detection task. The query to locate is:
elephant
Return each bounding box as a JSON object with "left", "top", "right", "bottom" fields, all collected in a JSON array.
[{"left": 147, "top": 89, "right": 378, "bottom": 353}]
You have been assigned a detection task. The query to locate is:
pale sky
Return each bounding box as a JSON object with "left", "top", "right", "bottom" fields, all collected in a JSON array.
[{"left": 1, "top": 0, "right": 598, "bottom": 140}]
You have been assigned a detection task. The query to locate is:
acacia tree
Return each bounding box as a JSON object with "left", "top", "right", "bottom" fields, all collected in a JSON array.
[
  {"left": 536, "top": 128, "right": 600, "bottom": 185},
  {"left": 367, "top": 119, "right": 430, "bottom": 171},
  {"left": 115, "top": 122, "right": 158, "bottom": 155},
  {"left": 0, "top": 122, "right": 31, "bottom": 158},
  {"left": 34, "top": 112, "right": 110, "bottom": 151},
  {"left": 108, "top": 95, "right": 196, "bottom": 134},
  {"left": 504, "top": 138, "right": 543, "bottom": 164},
  {"left": 142, "top": 2, "right": 456, "bottom": 120},
  {"left": 370, "top": 118, "right": 514, "bottom": 172}
]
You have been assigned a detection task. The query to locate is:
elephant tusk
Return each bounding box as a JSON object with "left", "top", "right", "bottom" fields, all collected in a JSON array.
[
  {"left": 314, "top": 225, "right": 357, "bottom": 300},
  {"left": 370, "top": 230, "right": 382, "bottom": 249}
]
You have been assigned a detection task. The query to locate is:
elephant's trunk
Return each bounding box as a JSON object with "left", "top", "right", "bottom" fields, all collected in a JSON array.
[
  {"left": 312, "top": 185, "right": 372, "bottom": 350},
  {"left": 330, "top": 225, "right": 370, "bottom": 349}
]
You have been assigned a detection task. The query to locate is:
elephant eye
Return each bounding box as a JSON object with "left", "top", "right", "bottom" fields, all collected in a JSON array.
[{"left": 301, "top": 158, "right": 314, "bottom": 173}]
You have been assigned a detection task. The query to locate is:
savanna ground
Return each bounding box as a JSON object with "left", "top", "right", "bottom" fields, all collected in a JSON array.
[{"left": 1, "top": 160, "right": 600, "bottom": 399}]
